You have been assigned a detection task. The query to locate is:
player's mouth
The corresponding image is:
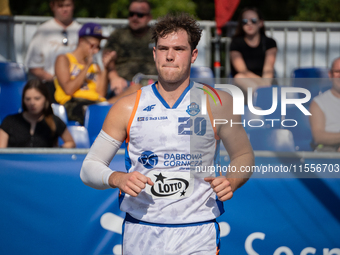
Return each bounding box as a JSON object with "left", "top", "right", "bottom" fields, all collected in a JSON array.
[{"left": 162, "top": 65, "right": 178, "bottom": 68}]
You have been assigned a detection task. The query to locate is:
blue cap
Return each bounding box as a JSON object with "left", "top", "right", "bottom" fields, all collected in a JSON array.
[{"left": 78, "top": 22, "right": 107, "bottom": 39}]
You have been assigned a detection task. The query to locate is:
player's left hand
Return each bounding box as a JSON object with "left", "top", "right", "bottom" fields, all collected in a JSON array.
[{"left": 204, "top": 176, "right": 233, "bottom": 201}]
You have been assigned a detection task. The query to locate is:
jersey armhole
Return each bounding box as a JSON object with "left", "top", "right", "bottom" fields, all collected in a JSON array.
[
  {"left": 205, "top": 93, "right": 220, "bottom": 140},
  {"left": 125, "top": 89, "right": 142, "bottom": 147}
]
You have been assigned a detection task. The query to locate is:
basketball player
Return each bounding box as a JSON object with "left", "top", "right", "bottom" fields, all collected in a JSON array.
[{"left": 80, "top": 13, "right": 254, "bottom": 255}]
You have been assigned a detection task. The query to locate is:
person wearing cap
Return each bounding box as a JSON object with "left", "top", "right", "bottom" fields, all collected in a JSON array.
[
  {"left": 25, "top": 0, "right": 81, "bottom": 102},
  {"left": 54, "top": 22, "right": 115, "bottom": 125},
  {"left": 103, "top": 0, "right": 157, "bottom": 98}
]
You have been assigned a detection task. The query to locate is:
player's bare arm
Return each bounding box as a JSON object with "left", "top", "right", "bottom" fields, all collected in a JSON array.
[
  {"left": 204, "top": 89, "right": 254, "bottom": 201},
  {"left": 102, "top": 92, "right": 154, "bottom": 196}
]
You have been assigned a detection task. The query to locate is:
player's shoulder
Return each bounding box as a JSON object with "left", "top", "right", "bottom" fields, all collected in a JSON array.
[
  {"left": 195, "top": 82, "right": 233, "bottom": 103},
  {"left": 110, "top": 89, "right": 141, "bottom": 115}
]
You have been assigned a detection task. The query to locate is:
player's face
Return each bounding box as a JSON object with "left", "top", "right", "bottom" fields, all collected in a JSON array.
[
  {"left": 242, "top": 10, "right": 263, "bottom": 36},
  {"left": 153, "top": 30, "right": 198, "bottom": 85},
  {"left": 128, "top": 2, "right": 151, "bottom": 32},
  {"left": 24, "top": 88, "right": 46, "bottom": 116},
  {"left": 329, "top": 59, "right": 340, "bottom": 93},
  {"left": 51, "top": 0, "right": 74, "bottom": 24}
]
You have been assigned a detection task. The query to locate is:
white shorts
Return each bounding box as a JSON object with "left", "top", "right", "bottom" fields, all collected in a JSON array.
[{"left": 122, "top": 214, "right": 220, "bottom": 255}]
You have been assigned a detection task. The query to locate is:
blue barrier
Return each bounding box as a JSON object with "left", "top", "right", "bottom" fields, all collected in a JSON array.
[{"left": 0, "top": 149, "right": 339, "bottom": 255}]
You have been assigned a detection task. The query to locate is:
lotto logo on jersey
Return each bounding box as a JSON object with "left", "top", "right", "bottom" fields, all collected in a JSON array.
[
  {"left": 143, "top": 104, "right": 156, "bottom": 112},
  {"left": 145, "top": 171, "right": 194, "bottom": 199},
  {"left": 138, "top": 151, "right": 158, "bottom": 169}
]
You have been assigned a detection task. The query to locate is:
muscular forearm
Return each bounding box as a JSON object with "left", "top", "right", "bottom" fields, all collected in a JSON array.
[
  {"left": 226, "top": 151, "right": 254, "bottom": 192},
  {"left": 108, "top": 171, "right": 125, "bottom": 188}
]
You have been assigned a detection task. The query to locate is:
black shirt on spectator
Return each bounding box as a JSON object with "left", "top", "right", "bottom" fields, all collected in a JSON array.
[
  {"left": 0, "top": 113, "right": 66, "bottom": 147},
  {"left": 230, "top": 35, "right": 277, "bottom": 77}
]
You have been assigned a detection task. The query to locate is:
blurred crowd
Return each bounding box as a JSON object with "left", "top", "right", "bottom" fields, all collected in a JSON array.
[{"left": 0, "top": 0, "right": 339, "bottom": 151}]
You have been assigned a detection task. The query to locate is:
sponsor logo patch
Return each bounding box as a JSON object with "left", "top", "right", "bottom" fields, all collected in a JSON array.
[
  {"left": 145, "top": 171, "right": 194, "bottom": 199},
  {"left": 138, "top": 151, "right": 158, "bottom": 169},
  {"left": 186, "top": 102, "right": 200, "bottom": 116}
]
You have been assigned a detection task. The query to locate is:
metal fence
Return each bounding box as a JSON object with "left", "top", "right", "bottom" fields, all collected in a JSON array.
[{"left": 1, "top": 15, "right": 340, "bottom": 78}]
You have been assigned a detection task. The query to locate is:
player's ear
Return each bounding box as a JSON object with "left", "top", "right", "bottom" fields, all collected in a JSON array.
[
  {"left": 191, "top": 49, "right": 198, "bottom": 64},
  {"left": 153, "top": 46, "right": 156, "bottom": 60}
]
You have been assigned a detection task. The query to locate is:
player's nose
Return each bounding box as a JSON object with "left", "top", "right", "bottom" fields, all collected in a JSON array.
[{"left": 166, "top": 49, "right": 175, "bottom": 62}]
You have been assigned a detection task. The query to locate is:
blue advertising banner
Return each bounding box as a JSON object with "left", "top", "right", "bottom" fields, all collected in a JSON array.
[{"left": 0, "top": 150, "right": 339, "bottom": 255}]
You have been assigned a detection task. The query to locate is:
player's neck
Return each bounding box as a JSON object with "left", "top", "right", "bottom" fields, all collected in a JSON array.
[{"left": 156, "top": 78, "right": 190, "bottom": 108}]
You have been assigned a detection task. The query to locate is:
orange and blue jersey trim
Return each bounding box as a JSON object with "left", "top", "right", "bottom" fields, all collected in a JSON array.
[
  {"left": 204, "top": 86, "right": 220, "bottom": 141},
  {"left": 126, "top": 89, "right": 142, "bottom": 150}
]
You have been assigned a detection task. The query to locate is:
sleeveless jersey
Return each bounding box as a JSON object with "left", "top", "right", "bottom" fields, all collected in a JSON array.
[
  {"left": 120, "top": 81, "right": 224, "bottom": 224},
  {"left": 54, "top": 53, "right": 106, "bottom": 104}
]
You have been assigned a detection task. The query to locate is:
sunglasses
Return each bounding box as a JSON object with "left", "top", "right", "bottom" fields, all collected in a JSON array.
[
  {"left": 62, "top": 30, "right": 68, "bottom": 46},
  {"left": 129, "top": 11, "right": 149, "bottom": 18},
  {"left": 83, "top": 37, "right": 101, "bottom": 50},
  {"left": 242, "top": 18, "right": 258, "bottom": 25}
]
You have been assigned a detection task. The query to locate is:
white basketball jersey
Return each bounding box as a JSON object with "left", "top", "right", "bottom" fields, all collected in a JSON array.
[{"left": 120, "top": 81, "right": 224, "bottom": 224}]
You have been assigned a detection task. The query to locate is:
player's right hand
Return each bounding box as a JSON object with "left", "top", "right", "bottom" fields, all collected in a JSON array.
[{"left": 109, "top": 171, "right": 154, "bottom": 197}]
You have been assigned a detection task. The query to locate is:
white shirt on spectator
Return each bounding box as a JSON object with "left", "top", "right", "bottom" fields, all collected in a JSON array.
[
  {"left": 313, "top": 89, "right": 340, "bottom": 133},
  {"left": 25, "top": 18, "right": 81, "bottom": 77}
]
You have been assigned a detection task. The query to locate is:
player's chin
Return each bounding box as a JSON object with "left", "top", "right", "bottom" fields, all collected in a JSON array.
[{"left": 159, "top": 73, "right": 182, "bottom": 84}]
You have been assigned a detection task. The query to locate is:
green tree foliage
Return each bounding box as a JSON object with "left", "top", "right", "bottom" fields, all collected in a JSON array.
[
  {"left": 10, "top": 0, "right": 51, "bottom": 16},
  {"left": 9, "top": 0, "right": 340, "bottom": 22},
  {"left": 293, "top": 0, "right": 340, "bottom": 21},
  {"left": 107, "top": 0, "right": 196, "bottom": 19},
  {"left": 10, "top": 0, "right": 197, "bottom": 19}
]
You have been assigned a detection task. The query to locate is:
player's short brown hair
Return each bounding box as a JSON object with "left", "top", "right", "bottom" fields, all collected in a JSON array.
[{"left": 152, "top": 13, "right": 202, "bottom": 51}]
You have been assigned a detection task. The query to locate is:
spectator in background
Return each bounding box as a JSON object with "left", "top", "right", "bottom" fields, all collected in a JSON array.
[
  {"left": 230, "top": 7, "right": 277, "bottom": 95},
  {"left": 103, "top": 0, "right": 157, "bottom": 98},
  {"left": 54, "top": 23, "right": 116, "bottom": 126},
  {"left": 0, "top": 79, "right": 75, "bottom": 148},
  {"left": 309, "top": 57, "right": 340, "bottom": 152},
  {"left": 0, "top": 0, "right": 11, "bottom": 15},
  {"left": 25, "top": 0, "right": 80, "bottom": 102}
]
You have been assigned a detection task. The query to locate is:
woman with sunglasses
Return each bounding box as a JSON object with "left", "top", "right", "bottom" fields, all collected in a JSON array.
[
  {"left": 230, "top": 7, "right": 277, "bottom": 94},
  {"left": 0, "top": 79, "right": 75, "bottom": 148}
]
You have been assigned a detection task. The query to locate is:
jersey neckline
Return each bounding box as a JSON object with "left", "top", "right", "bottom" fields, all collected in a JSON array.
[{"left": 151, "top": 81, "right": 194, "bottom": 109}]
